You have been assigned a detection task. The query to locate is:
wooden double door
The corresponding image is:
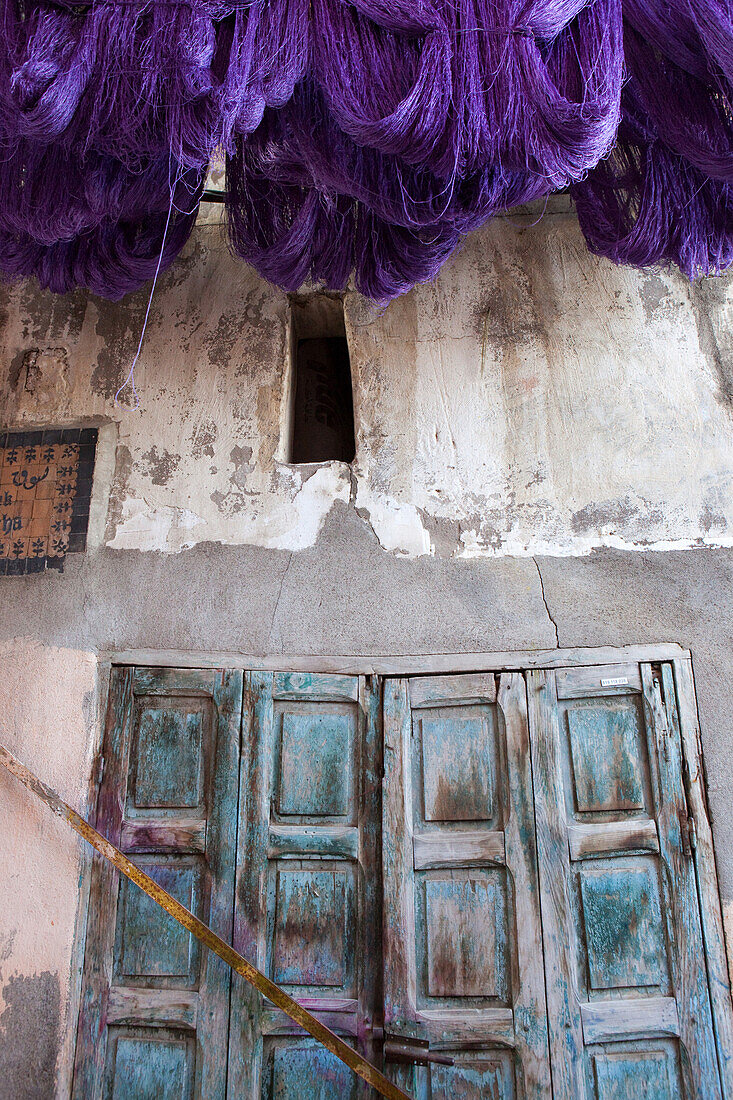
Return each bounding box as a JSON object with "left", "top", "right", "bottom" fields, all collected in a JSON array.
[{"left": 73, "top": 661, "right": 732, "bottom": 1099}]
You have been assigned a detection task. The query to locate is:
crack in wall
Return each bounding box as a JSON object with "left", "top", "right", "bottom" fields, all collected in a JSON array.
[
  {"left": 267, "top": 551, "right": 294, "bottom": 653},
  {"left": 533, "top": 557, "right": 560, "bottom": 647}
]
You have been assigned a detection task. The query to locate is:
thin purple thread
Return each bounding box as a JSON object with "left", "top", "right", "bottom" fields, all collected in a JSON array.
[{"left": 114, "top": 181, "right": 176, "bottom": 408}]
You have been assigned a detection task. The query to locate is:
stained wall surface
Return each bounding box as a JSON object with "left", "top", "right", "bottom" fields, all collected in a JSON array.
[
  {"left": 2, "top": 199, "right": 733, "bottom": 560},
  {"left": 0, "top": 641, "right": 98, "bottom": 1100},
  {"left": 1, "top": 201, "right": 733, "bottom": 1095}
]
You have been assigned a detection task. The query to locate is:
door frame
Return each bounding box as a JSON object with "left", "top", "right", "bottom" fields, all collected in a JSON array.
[
  {"left": 79, "top": 642, "right": 732, "bottom": 1099},
  {"left": 102, "top": 643, "right": 689, "bottom": 676}
]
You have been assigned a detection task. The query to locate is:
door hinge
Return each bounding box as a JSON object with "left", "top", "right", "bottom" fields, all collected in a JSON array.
[
  {"left": 651, "top": 672, "right": 670, "bottom": 757},
  {"left": 241, "top": 687, "right": 254, "bottom": 751},
  {"left": 679, "top": 808, "right": 697, "bottom": 858}
]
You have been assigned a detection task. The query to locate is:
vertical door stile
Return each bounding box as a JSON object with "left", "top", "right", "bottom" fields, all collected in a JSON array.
[
  {"left": 526, "top": 669, "right": 586, "bottom": 1100},
  {"left": 641, "top": 663, "right": 722, "bottom": 1098},
  {"left": 200, "top": 669, "right": 243, "bottom": 1100},
  {"left": 227, "top": 670, "right": 271, "bottom": 1098},
  {"left": 499, "top": 673, "right": 554, "bottom": 1099},
  {"left": 382, "top": 678, "right": 418, "bottom": 1039},
  {"left": 671, "top": 658, "right": 733, "bottom": 1098},
  {"left": 358, "top": 675, "right": 385, "bottom": 1076},
  {"left": 73, "top": 665, "right": 135, "bottom": 1099},
  {"left": 381, "top": 678, "right": 419, "bottom": 1100}
]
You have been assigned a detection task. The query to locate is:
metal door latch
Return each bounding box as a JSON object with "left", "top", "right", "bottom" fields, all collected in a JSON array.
[{"left": 384, "top": 1036, "right": 455, "bottom": 1067}]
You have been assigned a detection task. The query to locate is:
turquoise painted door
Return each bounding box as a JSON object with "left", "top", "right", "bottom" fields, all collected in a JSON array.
[
  {"left": 75, "top": 661, "right": 729, "bottom": 1100},
  {"left": 227, "top": 672, "right": 381, "bottom": 1099},
  {"left": 527, "top": 662, "right": 723, "bottom": 1100},
  {"left": 73, "top": 667, "right": 242, "bottom": 1100},
  {"left": 382, "top": 673, "right": 552, "bottom": 1099}
]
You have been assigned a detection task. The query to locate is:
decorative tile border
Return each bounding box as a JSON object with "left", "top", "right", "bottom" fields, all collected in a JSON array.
[{"left": 0, "top": 428, "right": 98, "bottom": 575}]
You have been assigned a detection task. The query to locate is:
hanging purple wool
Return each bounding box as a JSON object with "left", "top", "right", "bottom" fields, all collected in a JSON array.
[
  {"left": 574, "top": 0, "right": 733, "bottom": 277},
  {"left": 223, "top": 0, "right": 623, "bottom": 300},
  {"left": 0, "top": 0, "right": 731, "bottom": 302}
]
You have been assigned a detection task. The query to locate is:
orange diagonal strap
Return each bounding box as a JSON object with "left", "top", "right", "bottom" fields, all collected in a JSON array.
[{"left": 0, "top": 744, "right": 411, "bottom": 1100}]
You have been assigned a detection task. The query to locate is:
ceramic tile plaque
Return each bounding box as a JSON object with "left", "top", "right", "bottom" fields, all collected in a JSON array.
[{"left": 0, "top": 428, "right": 97, "bottom": 575}]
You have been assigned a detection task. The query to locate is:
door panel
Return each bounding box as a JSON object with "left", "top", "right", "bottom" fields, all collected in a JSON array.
[
  {"left": 73, "top": 668, "right": 242, "bottom": 1100},
  {"left": 227, "top": 672, "right": 380, "bottom": 1099},
  {"left": 527, "top": 662, "right": 722, "bottom": 1100},
  {"left": 259, "top": 1039, "right": 359, "bottom": 1100},
  {"left": 382, "top": 672, "right": 552, "bottom": 1099},
  {"left": 428, "top": 1053, "right": 516, "bottom": 1100},
  {"left": 104, "top": 1029, "right": 196, "bottom": 1100},
  {"left": 113, "top": 858, "right": 206, "bottom": 986}
]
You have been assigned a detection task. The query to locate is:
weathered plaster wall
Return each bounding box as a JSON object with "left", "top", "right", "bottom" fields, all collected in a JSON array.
[
  {"left": 0, "top": 641, "right": 98, "bottom": 1099},
  {"left": 2, "top": 202, "right": 733, "bottom": 1095},
  {"left": 1, "top": 199, "right": 732, "bottom": 559},
  {"left": 350, "top": 218, "right": 733, "bottom": 556}
]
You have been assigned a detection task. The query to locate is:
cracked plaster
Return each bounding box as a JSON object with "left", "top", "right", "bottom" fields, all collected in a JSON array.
[{"left": 2, "top": 213, "right": 733, "bottom": 560}]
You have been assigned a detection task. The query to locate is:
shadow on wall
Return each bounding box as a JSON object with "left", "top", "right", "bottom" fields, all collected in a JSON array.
[{"left": 0, "top": 971, "right": 60, "bottom": 1099}]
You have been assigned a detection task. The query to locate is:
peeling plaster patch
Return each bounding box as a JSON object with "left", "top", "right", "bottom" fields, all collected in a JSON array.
[
  {"left": 230, "top": 445, "right": 253, "bottom": 488},
  {"left": 355, "top": 485, "right": 432, "bottom": 556},
  {"left": 206, "top": 309, "right": 244, "bottom": 370},
  {"left": 210, "top": 488, "right": 254, "bottom": 515},
  {"left": 210, "top": 445, "right": 257, "bottom": 514},
  {"left": 701, "top": 502, "right": 727, "bottom": 534},
  {"left": 8, "top": 348, "right": 27, "bottom": 391},
  {"left": 139, "top": 445, "right": 181, "bottom": 486},
  {"left": 22, "top": 347, "right": 70, "bottom": 406},
  {"left": 640, "top": 275, "right": 674, "bottom": 322},
  {"left": 108, "top": 464, "right": 351, "bottom": 553},
  {"left": 247, "top": 463, "right": 351, "bottom": 551},
  {"left": 458, "top": 530, "right": 733, "bottom": 558},
  {"left": 458, "top": 524, "right": 505, "bottom": 556},
  {"left": 191, "top": 419, "right": 218, "bottom": 459},
  {"left": 205, "top": 291, "right": 275, "bottom": 374},
  {"left": 690, "top": 278, "right": 733, "bottom": 409},
  {"left": 417, "top": 509, "right": 461, "bottom": 556},
  {"left": 107, "top": 499, "right": 204, "bottom": 552},
  {"left": 19, "top": 280, "right": 86, "bottom": 346},
  {"left": 104, "top": 443, "right": 133, "bottom": 545},
  {"left": 0, "top": 971, "right": 60, "bottom": 1100},
  {"left": 90, "top": 292, "right": 148, "bottom": 403},
  {"left": 525, "top": 469, "right": 547, "bottom": 489},
  {"left": 570, "top": 496, "right": 664, "bottom": 536},
  {"left": 357, "top": 430, "right": 400, "bottom": 496},
  {"left": 211, "top": 462, "right": 352, "bottom": 551},
  {"left": 356, "top": 496, "right": 733, "bottom": 559}
]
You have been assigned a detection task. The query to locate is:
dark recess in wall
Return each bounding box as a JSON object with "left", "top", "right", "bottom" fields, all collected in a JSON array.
[{"left": 290, "top": 296, "right": 355, "bottom": 464}]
